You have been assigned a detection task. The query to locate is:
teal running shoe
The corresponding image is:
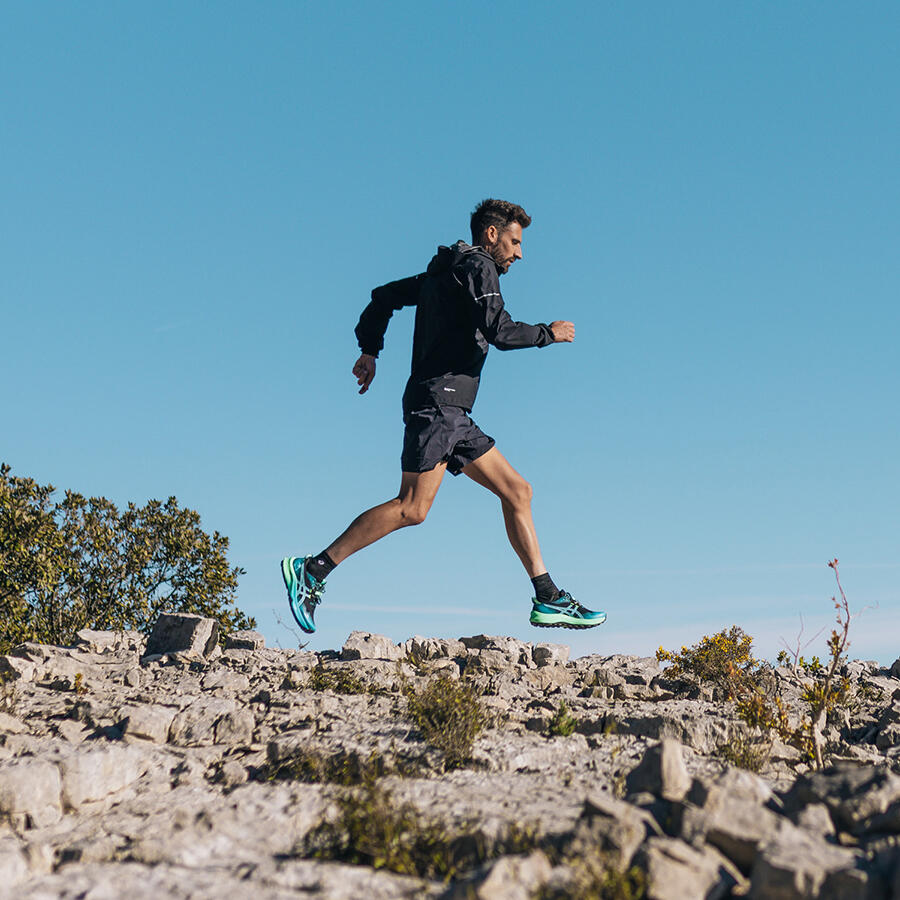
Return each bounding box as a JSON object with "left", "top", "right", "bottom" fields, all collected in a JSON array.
[
  {"left": 530, "top": 590, "right": 606, "bottom": 630},
  {"left": 281, "top": 556, "right": 326, "bottom": 634}
]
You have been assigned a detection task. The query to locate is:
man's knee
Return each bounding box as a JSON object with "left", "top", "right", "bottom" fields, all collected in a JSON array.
[
  {"left": 505, "top": 476, "right": 533, "bottom": 509},
  {"left": 397, "top": 499, "right": 429, "bottom": 526}
]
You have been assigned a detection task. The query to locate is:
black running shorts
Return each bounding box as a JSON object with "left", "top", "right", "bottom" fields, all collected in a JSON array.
[{"left": 401, "top": 405, "right": 495, "bottom": 476}]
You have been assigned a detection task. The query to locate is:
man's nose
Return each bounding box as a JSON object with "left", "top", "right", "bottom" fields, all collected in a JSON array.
[{"left": 515, "top": 246, "right": 523, "bottom": 259}]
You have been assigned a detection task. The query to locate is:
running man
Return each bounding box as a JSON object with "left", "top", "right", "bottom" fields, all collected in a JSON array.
[{"left": 282, "top": 198, "right": 606, "bottom": 634}]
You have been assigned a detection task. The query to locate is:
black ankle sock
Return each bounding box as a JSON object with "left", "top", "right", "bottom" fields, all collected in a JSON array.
[
  {"left": 531, "top": 572, "right": 559, "bottom": 604},
  {"left": 306, "top": 551, "right": 337, "bottom": 582}
]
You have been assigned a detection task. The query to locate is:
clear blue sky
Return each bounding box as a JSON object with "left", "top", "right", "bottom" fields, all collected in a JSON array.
[{"left": 4, "top": 2, "right": 899, "bottom": 663}]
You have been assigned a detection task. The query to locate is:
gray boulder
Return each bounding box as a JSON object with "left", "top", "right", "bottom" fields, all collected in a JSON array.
[
  {"left": 443, "top": 851, "right": 553, "bottom": 900},
  {"left": 119, "top": 704, "right": 177, "bottom": 744},
  {"left": 144, "top": 613, "right": 220, "bottom": 659},
  {"left": 341, "top": 631, "right": 404, "bottom": 661},
  {"left": 225, "top": 630, "right": 266, "bottom": 651},
  {"left": 0, "top": 837, "right": 28, "bottom": 889},
  {"left": 58, "top": 744, "right": 150, "bottom": 809},
  {"left": 636, "top": 836, "right": 744, "bottom": 900},
  {"left": 626, "top": 738, "right": 692, "bottom": 801},
  {"left": 750, "top": 820, "right": 869, "bottom": 899},
  {"left": 570, "top": 791, "right": 662, "bottom": 869},
  {"left": 532, "top": 643, "right": 569, "bottom": 668},
  {"left": 0, "top": 758, "right": 62, "bottom": 828},
  {"left": 782, "top": 764, "right": 900, "bottom": 835}
]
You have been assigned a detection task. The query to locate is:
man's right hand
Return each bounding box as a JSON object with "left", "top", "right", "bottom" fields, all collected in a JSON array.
[
  {"left": 353, "top": 353, "right": 377, "bottom": 394},
  {"left": 549, "top": 320, "right": 575, "bottom": 343}
]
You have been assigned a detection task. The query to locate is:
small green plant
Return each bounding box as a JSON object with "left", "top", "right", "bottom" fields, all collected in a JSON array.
[
  {"left": 266, "top": 749, "right": 404, "bottom": 785},
  {"left": 537, "top": 855, "right": 648, "bottom": 900},
  {"left": 547, "top": 701, "right": 578, "bottom": 737},
  {"left": 716, "top": 732, "right": 770, "bottom": 773},
  {"left": 776, "top": 650, "right": 824, "bottom": 675},
  {"left": 302, "top": 778, "right": 543, "bottom": 881},
  {"left": 72, "top": 672, "right": 87, "bottom": 695},
  {"left": 404, "top": 675, "right": 486, "bottom": 768},
  {"left": 799, "top": 559, "right": 853, "bottom": 768},
  {"left": 303, "top": 779, "right": 459, "bottom": 879},
  {"left": 306, "top": 663, "right": 370, "bottom": 695},
  {"left": 403, "top": 644, "right": 431, "bottom": 676},
  {"left": 0, "top": 671, "right": 15, "bottom": 713}
]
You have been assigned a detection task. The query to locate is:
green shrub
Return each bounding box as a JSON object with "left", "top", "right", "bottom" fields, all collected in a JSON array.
[
  {"left": 404, "top": 675, "right": 486, "bottom": 768},
  {"left": 659, "top": 560, "right": 858, "bottom": 770},
  {"left": 0, "top": 463, "right": 253, "bottom": 651},
  {"left": 0, "top": 672, "right": 15, "bottom": 713},
  {"left": 305, "top": 663, "right": 371, "bottom": 695},
  {"left": 656, "top": 625, "right": 759, "bottom": 696},
  {"left": 716, "top": 734, "right": 770, "bottom": 773},
  {"left": 538, "top": 856, "right": 647, "bottom": 900},
  {"left": 547, "top": 701, "right": 578, "bottom": 737},
  {"left": 303, "top": 779, "right": 459, "bottom": 879},
  {"left": 265, "top": 749, "right": 401, "bottom": 785},
  {"left": 303, "top": 779, "right": 541, "bottom": 881}
]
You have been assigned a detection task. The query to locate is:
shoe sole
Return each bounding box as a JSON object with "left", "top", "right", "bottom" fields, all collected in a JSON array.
[
  {"left": 530, "top": 612, "right": 607, "bottom": 629},
  {"left": 281, "top": 557, "right": 316, "bottom": 634}
]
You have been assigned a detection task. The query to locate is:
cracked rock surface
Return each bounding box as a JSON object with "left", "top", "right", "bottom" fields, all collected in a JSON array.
[{"left": 1, "top": 620, "right": 900, "bottom": 898}]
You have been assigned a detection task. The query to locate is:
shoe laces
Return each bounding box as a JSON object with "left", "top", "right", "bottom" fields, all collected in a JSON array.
[
  {"left": 557, "top": 590, "right": 588, "bottom": 614},
  {"left": 304, "top": 572, "right": 326, "bottom": 606}
]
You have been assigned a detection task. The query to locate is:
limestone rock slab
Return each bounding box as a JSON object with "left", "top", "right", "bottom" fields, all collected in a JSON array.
[
  {"left": 58, "top": 744, "right": 151, "bottom": 809},
  {"left": 750, "top": 820, "right": 868, "bottom": 899},
  {"left": 225, "top": 629, "right": 266, "bottom": 650},
  {"left": 637, "top": 836, "right": 744, "bottom": 900},
  {"left": 626, "top": 738, "right": 692, "bottom": 802},
  {"left": 0, "top": 758, "right": 62, "bottom": 828},
  {"left": 341, "top": 631, "right": 404, "bottom": 661},
  {"left": 144, "top": 613, "right": 220, "bottom": 659},
  {"left": 120, "top": 703, "right": 177, "bottom": 744}
]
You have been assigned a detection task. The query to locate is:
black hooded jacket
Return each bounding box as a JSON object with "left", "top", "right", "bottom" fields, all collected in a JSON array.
[{"left": 355, "top": 241, "right": 554, "bottom": 413}]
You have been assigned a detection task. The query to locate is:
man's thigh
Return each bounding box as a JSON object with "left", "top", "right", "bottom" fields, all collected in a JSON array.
[
  {"left": 397, "top": 463, "right": 447, "bottom": 510},
  {"left": 460, "top": 446, "right": 528, "bottom": 502}
]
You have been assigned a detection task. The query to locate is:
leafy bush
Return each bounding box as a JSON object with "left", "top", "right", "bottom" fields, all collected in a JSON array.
[
  {"left": 538, "top": 855, "right": 647, "bottom": 900},
  {"left": 658, "top": 561, "right": 857, "bottom": 770},
  {"left": 404, "top": 675, "right": 486, "bottom": 768},
  {"left": 716, "top": 733, "right": 770, "bottom": 773},
  {"left": 547, "top": 701, "right": 578, "bottom": 737},
  {"left": 304, "top": 663, "right": 371, "bottom": 695},
  {"left": 0, "top": 672, "right": 15, "bottom": 713},
  {"left": 0, "top": 463, "right": 254, "bottom": 651},
  {"left": 303, "top": 779, "right": 460, "bottom": 879},
  {"left": 265, "top": 748, "right": 402, "bottom": 785},
  {"left": 303, "top": 778, "right": 540, "bottom": 881},
  {"left": 656, "top": 625, "right": 759, "bottom": 696}
]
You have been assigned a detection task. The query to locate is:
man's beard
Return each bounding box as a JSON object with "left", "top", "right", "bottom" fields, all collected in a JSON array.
[{"left": 486, "top": 244, "right": 511, "bottom": 273}]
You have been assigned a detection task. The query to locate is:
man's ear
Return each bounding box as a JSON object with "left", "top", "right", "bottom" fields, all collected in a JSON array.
[{"left": 483, "top": 224, "right": 498, "bottom": 247}]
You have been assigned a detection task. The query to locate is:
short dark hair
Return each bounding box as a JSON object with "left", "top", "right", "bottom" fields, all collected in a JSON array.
[{"left": 470, "top": 198, "right": 531, "bottom": 244}]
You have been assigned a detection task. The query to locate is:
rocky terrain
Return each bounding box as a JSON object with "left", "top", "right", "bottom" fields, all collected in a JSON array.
[{"left": 2, "top": 614, "right": 900, "bottom": 899}]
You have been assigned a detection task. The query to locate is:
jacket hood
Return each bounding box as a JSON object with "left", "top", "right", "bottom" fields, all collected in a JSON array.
[{"left": 426, "top": 241, "right": 495, "bottom": 276}]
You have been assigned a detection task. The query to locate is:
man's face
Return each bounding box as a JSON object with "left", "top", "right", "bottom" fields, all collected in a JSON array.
[{"left": 484, "top": 222, "right": 524, "bottom": 274}]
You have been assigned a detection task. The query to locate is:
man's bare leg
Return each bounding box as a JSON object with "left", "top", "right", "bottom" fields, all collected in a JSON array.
[
  {"left": 324, "top": 463, "right": 447, "bottom": 565},
  {"left": 461, "top": 447, "right": 546, "bottom": 577}
]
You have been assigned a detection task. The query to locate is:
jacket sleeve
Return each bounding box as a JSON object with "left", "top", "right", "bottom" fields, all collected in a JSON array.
[
  {"left": 456, "top": 259, "right": 554, "bottom": 350},
  {"left": 355, "top": 274, "right": 424, "bottom": 357}
]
